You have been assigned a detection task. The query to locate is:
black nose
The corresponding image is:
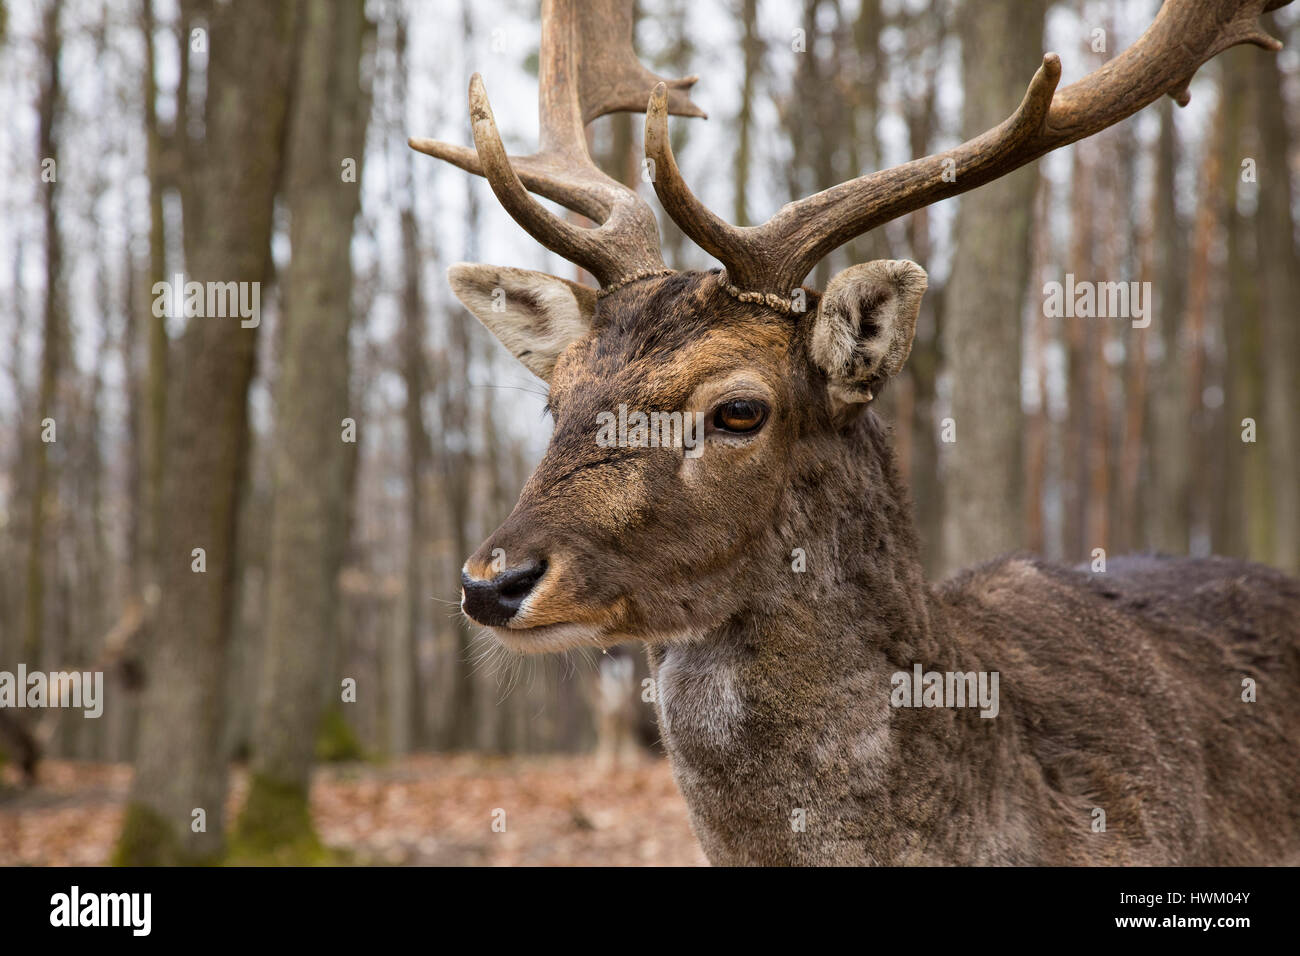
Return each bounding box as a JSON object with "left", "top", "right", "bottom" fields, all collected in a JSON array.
[{"left": 461, "top": 560, "right": 548, "bottom": 626}]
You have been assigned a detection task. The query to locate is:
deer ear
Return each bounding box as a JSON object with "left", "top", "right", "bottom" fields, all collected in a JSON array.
[
  {"left": 448, "top": 263, "right": 597, "bottom": 382},
  {"left": 809, "top": 259, "right": 927, "bottom": 411}
]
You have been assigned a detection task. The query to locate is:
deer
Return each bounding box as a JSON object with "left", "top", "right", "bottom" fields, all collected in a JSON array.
[{"left": 412, "top": 0, "right": 1300, "bottom": 865}]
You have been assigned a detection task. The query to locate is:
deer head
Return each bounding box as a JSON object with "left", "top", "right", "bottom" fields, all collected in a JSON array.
[{"left": 412, "top": 0, "right": 1288, "bottom": 654}]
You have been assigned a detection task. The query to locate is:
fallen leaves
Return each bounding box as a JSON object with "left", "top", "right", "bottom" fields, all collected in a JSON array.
[{"left": 0, "top": 755, "right": 708, "bottom": 866}]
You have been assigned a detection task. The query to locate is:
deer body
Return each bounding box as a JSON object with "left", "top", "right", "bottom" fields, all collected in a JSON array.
[
  {"left": 648, "top": 406, "right": 1300, "bottom": 865},
  {"left": 416, "top": 0, "right": 1300, "bottom": 865}
]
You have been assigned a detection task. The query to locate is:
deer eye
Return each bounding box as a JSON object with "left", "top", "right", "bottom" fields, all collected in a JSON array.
[{"left": 712, "top": 399, "right": 768, "bottom": 434}]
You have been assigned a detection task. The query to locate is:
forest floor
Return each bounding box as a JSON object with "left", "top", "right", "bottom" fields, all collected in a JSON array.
[{"left": 0, "top": 754, "right": 708, "bottom": 866}]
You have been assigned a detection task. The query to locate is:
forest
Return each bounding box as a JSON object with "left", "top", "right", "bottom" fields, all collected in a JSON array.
[{"left": 1, "top": 0, "right": 1297, "bottom": 866}]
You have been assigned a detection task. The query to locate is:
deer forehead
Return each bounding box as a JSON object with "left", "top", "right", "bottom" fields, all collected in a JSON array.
[{"left": 549, "top": 304, "right": 797, "bottom": 411}]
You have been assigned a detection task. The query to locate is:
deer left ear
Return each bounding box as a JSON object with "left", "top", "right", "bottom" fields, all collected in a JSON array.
[
  {"left": 448, "top": 263, "right": 597, "bottom": 382},
  {"left": 808, "top": 259, "right": 927, "bottom": 413}
]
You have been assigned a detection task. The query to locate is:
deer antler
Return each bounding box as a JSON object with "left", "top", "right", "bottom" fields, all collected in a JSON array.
[
  {"left": 410, "top": 0, "right": 705, "bottom": 289},
  {"left": 646, "top": 0, "right": 1293, "bottom": 297}
]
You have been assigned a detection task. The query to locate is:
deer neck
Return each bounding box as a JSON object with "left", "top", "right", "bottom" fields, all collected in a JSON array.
[{"left": 649, "top": 411, "right": 989, "bottom": 865}]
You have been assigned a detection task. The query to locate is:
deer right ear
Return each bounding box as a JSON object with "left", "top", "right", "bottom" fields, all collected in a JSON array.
[
  {"left": 448, "top": 263, "right": 597, "bottom": 382},
  {"left": 808, "top": 259, "right": 927, "bottom": 414}
]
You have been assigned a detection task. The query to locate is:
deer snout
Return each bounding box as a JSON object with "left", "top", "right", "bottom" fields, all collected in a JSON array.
[{"left": 461, "top": 559, "right": 548, "bottom": 627}]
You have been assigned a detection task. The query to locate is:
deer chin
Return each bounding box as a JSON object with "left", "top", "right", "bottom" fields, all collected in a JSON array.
[
  {"left": 487, "top": 612, "right": 712, "bottom": 655},
  {"left": 487, "top": 621, "right": 615, "bottom": 655},
  {"left": 480, "top": 593, "right": 635, "bottom": 654}
]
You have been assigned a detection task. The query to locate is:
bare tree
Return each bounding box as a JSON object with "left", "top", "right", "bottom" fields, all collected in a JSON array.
[
  {"left": 138, "top": 0, "right": 169, "bottom": 606},
  {"left": 733, "top": 0, "right": 761, "bottom": 226},
  {"left": 940, "top": 0, "right": 1048, "bottom": 572},
  {"left": 1146, "top": 97, "right": 1191, "bottom": 554},
  {"left": 1217, "top": 47, "right": 1260, "bottom": 558},
  {"left": 1254, "top": 14, "right": 1300, "bottom": 573},
  {"left": 392, "top": 7, "right": 430, "bottom": 755},
  {"left": 234, "top": 0, "right": 371, "bottom": 858},
  {"left": 117, "top": 0, "right": 296, "bottom": 865},
  {"left": 23, "top": 0, "right": 64, "bottom": 670}
]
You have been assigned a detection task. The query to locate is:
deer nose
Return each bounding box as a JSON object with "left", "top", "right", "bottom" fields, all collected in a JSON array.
[{"left": 461, "top": 560, "right": 548, "bottom": 626}]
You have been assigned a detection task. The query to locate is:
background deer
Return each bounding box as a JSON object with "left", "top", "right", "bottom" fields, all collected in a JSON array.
[{"left": 413, "top": 0, "right": 1300, "bottom": 865}]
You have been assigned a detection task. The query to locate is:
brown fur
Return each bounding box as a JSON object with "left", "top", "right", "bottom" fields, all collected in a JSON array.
[{"left": 459, "top": 268, "right": 1300, "bottom": 865}]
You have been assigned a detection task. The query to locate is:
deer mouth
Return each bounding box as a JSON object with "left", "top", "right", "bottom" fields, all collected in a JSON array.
[
  {"left": 487, "top": 620, "right": 613, "bottom": 655},
  {"left": 477, "top": 590, "right": 636, "bottom": 654}
]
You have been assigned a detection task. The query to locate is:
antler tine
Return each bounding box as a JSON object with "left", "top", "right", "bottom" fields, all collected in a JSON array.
[
  {"left": 469, "top": 73, "right": 664, "bottom": 287},
  {"left": 648, "top": 0, "right": 1292, "bottom": 296},
  {"left": 407, "top": 137, "right": 610, "bottom": 223},
  {"left": 645, "top": 83, "right": 759, "bottom": 279},
  {"left": 409, "top": 0, "right": 706, "bottom": 290},
  {"left": 647, "top": 56, "right": 1057, "bottom": 292}
]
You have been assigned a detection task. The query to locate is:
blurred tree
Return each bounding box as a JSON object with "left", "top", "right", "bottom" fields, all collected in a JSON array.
[
  {"left": 394, "top": 8, "right": 430, "bottom": 755},
  {"left": 782, "top": 0, "right": 839, "bottom": 290},
  {"left": 894, "top": 0, "right": 944, "bottom": 574},
  {"left": 651, "top": 0, "right": 697, "bottom": 267},
  {"left": 940, "top": 0, "right": 1047, "bottom": 572},
  {"left": 1254, "top": 14, "right": 1300, "bottom": 573},
  {"left": 235, "top": 0, "right": 372, "bottom": 860},
  {"left": 733, "top": 0, "right": 761, "bottom": 226},
  {"left": 1, "top": 246, "right": 24, "bottom": 667},
  {"left": 1217, "top": 47, "right": 1261, "bottom": 559},
  {"left": 117, "top": 0, "right": 296, "bottom": 865},
  {"left": 1145, "top": 97, "right": 1191, "bottom": 555},
  {"left": 1117, "top": 125, "right": 1151, "bottom": 556},
  {"left": 1063, "top": 131, "right": 1095, "bottom": 560},
  {"left": 1025, "top": 173, "right": 1051, "bottom": 555},
  {"left": 138, "top": 0, "right": 168, "bottom": 612},
  {"left": 842, "top": 0, "right": 888, "bottom": 266},
  {"left": 437, "top": 0, "right": 482, "bottom": 751},
  {"left": 1094, "top": 52, "right": 1138, "bottom": 555},
  {"left": 23, "top": 0, "right": 63, "bottom": 669},
  {"left": 1184, "top": 89, "right": 1224, "bottom": 556}
]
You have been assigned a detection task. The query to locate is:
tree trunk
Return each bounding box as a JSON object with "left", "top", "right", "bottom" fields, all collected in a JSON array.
[
  {"left": 1146, "top": 97, "right": 1191, "bottom": 555},
  {"left": 434, "top": 0, "right": 483, "bottom": 752},
  {"left": 940, "top": 0, "right": 1046, "bottom": 572},
  {"left": 654, "top": 0, "right": 697, "bottom": 268},
  {"left": 236, "top": 0, "right": 370, "bottom": 859},
  {"left": 23, "top": 0, "right": 63, "bottom": 670},
  {"left": 1025, "top": 173, "right": 1051, "bottom": 555},
  {"left": 395, "top": 200, "right": 429, "bottom": 755},
  {"left": 1184, "top": 95, "right": 1224, "bottom": 556},
  {"left": 733, "top": 0, "right": 760, "bottom": 226},
  {"left": 139, "top": 0, "right": 168, "bottom": 604},
  {"left": 117, "top": 0, "right": 295, "bottom": 865},
  {"left": 1216, "top": 48, "right": 1258, "bottom": 558},
  {"left": 1254, "top": 16, "right": 1300, "bottom": 573}
]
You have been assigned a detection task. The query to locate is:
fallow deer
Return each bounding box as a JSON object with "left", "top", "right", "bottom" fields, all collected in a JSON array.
[{"left": 413, "top": 0, "right": 1300, "bottom": 865}]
